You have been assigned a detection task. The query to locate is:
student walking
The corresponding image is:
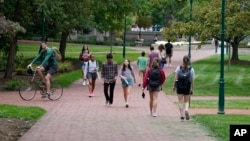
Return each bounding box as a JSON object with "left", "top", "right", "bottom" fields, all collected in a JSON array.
[
  {"left": 142, "top": 58, "right": 166, "bottom": 117},
  {"left": 173, "top": 55, "right": 195, "bottom": 121},
  {"left": 165, "top": 40, "right": 173, "bottom": 67},
  {"left": 148, "top": 46, "right": 159, "bottom": 68},
  {"left": 119, "top": 59, "right": 136, "bottom": 108},
  {"left": 79, "top": 44, "right": 90, "bottom": 86},
  {"left": 101, "top": 53, "right": 118, "bottom": 106},
  {"left": 85, "top": 54, "right": 99, "bottom": 97},
  {"left": 137, "top": 51, "right": 148, "bottom": 87},
  {"left": 158, "top": 44, "right": 166, "bottom": 69}
]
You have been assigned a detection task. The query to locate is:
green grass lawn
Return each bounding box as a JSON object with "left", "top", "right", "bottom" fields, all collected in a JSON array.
[
  {"left": 0, "top": 104, "right": 46, "bottom": 121},
  {"left": 163, "top": 54, "right": 250, "bottom": 96},
  {"left": 190, "top": 100, "right": 250, "bottom": 109}
]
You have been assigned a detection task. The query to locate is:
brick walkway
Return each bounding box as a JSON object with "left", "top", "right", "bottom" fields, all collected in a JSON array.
[{"left": 1, "top": 46, "right": 221, "bottom": 141}]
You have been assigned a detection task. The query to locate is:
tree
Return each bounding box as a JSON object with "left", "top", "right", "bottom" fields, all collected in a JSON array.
[
  {"left": 162, "top": 0, "right": 250, "bottom": 61},
  {"left": 0, "top": 0, "right": 29, "bottom": 79},
  {"left": 35, "top": 0, "right": 93, "bottom": 61}
]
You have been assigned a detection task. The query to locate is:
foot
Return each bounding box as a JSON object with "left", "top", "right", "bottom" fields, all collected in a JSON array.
[
  {"left": 41, "top": 93, "right": 49, "bottom": 98},
  {"left": 138, "top": 83, "right": 141, "bottom": 87},
  {"left": 149, "top": 111, "right": 153, "bottom": 116},
  {"left": 91, "top": 93, "right": 94, "bottom": 97},
  {"left": 86, "top": 81, "right": 89, "bottom": 85},
  {"left": 82, "top": 81, "right": 86, "bottom": 86},
  {"left": 125, "top": 103, "right": 129, "bottom": 108},
  {"left": 169, "top": 64, "right": 172, "bottom": 67},
  {"left": 105, "top": 101, "right": 109, "bottom": 106},
  {"left": 181, "top": 117, "right": 185, "bottom": 122},
  {"left": 152, "top": 112, "right": 157, "bottom": 117},
  {"left": 89, "top": 93, "right": 92, "bottom": 98},
  {"left": 185, "top": 111, "right": 190, "bottom": 120}
]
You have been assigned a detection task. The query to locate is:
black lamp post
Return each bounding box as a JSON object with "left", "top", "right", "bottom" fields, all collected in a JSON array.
[
  {"left": 218, "top": 0, "right": 225, "bottom": 114},
  {"left": 41, "top": 6, "right": 45, "bottom": 42},
  {"left": 123, "top": 14, "right": 127, "bottom": 59},
  {"left": 188, "top": 0, "right": 193, "bottom": 63}
]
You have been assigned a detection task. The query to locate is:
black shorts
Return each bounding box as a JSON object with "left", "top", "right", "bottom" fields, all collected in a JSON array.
[{"left": 43, "top": 64, "right": 58, "bottom": 75}]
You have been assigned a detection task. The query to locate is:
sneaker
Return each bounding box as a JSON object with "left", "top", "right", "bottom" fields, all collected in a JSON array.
[
  {"left": 152, "top": 112, "right": 157, "bottom": 117},
  {"left": 86, "top": 81, "right": 89, "bottom": 85},
  {"left": 149, "top": 111, "right": 153, "bottom": 116},
  {"left": 91, "top": 93, "right": 94, "bottom": 97},
  {"left": 181, "top": 117, "right": 185, "bottom": 122},
  {"left": 125, "top": 103, "right": 129, "bottom": 108},
  {"left": 89, "top": 93, "right": 92, "bottom": 98},
  {"left": 169, "top": 64, "right": 172, "bottom": 67},
  {"left": 105, "top": 101, "right": 109, "bottom": 106},
  {"left": 138, "top": 84, "right": 141, "bottom": 87},
  {"left": 82, "top": 81, "right": 86, "bottom": 86},
  {"left": 41, "top": 93, "right": 49, "bottom": 98},
  {"left": 185, "top": 111, "right": 190, "bottom": 120}
]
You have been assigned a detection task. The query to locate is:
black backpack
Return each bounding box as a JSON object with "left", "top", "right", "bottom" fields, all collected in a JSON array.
[
  {"left": 148, "top": 68, "right": 161, "bottom": 87},
  {"left": 177, "top": 66, "right": 192, "bottom": 90}
]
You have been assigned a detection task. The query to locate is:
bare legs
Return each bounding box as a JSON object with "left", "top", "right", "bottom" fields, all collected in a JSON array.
[
  {"left": 122, "top": 86, "right": 132, "bottom": 108},
  {"left": 88, "top": 78, "right": 96, "bottom": 97},
  {"left": 177, "top": 94, "right": 190, "bottom": 121},
  {"left": 36, "top": 67, "right": 51, "bottom": 94},
  {"left": 149, "top": 91, "right": 159, "bottom": 117}
]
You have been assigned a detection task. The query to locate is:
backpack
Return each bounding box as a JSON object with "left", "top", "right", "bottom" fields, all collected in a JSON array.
[
  {"left": 51, "top": 47, "right": 62, "bottom": 61},
  {"left": 148, "top": 68, "right": 161, "bottom": 87},
  {"left": 176, "top": 66, "right": 192, "bottom": 90}
]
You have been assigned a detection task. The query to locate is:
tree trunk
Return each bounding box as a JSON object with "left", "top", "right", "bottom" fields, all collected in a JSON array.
[
  {"left": 231, "top": 38, "right": 239, "bottom": 61},
  {"left": 4, "top": 36, "right": 17, "bottom": 79},
  {"left": 59, "top": 31, "right": 69, "bottom": 61}
]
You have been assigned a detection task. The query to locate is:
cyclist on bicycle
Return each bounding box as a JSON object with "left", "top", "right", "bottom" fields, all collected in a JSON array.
[{"left": 27, "top": 42, "right": 58, "bottom": 98}]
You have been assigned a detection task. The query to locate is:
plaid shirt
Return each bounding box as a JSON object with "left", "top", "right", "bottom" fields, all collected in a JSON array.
[{"left": 101, "top": 61, "right": 118, "bottom": 83}]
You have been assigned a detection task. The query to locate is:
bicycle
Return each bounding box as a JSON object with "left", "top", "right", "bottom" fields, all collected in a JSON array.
[{"left": 19, "top": 67, "right": 63, "bottom": 101}]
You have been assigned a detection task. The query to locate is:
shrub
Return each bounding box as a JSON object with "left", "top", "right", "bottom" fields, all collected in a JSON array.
[{"left": 4, "top": 79, "right": 20, "bottom": 91}]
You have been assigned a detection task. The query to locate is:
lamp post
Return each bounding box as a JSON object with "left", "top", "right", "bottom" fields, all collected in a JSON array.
[
  {"left": 218, "top": 0, "right": 225, "bottom": 114},
  {"left": 41, "top": 6, "right": 45, "bottom": 42},
  {"left": 188, "top": 0, "right": 193, "bottom": 63},
  {"left": 122, "top": 14, "right": 127, "bottom": 59}
]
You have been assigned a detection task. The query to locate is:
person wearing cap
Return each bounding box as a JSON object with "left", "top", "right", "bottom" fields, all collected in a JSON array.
[{"left": 101, "top": 53, "right": 118, "bottom": 106}]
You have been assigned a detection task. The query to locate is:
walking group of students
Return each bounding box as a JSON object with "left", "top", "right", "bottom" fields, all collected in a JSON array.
[{"left": 79, "top": 43, "right": 195, "bottom": 122}]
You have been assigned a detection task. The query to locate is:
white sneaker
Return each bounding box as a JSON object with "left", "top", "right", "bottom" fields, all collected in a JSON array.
[
  {"left": 152, "top": 112, "right": 157, "bottom": 117},
  {"left": 82, "top": 81, "right": 86, "bottom": 86},
  {"left": 86, "top": 81, "right": 89, "bottom": 85},
  {"left": 169, "top": 64, "right": 172, "bottom": 67}
]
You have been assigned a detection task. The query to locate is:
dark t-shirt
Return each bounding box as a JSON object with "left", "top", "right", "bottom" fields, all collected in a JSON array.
[{"left": 165, "top": 43, "right": 173, "bottom": 54}]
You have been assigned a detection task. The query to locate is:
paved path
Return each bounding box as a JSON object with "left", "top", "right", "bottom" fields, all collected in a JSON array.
[{"left": 1, "top": 46, "right": 223, "bottom": 141}]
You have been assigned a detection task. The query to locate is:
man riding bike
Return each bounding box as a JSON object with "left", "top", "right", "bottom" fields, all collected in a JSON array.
[{"left": 27, "top": 42, "right": 58, "bottom": 98}]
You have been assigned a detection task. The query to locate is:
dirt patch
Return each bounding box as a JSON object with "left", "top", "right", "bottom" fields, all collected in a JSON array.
[{"left": 0, "top": 118, "right": 35, "bottom": 141}]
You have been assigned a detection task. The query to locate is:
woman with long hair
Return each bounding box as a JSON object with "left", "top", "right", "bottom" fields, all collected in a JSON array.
[
  {"left": 119, "top": 59, "right": 136, "bottom": 108},
  {"left": 142, "top": 58, "right": 166, "bottom": 117},
  {"left": 79, "top": 44, "right": 90, "bottom": 86}
]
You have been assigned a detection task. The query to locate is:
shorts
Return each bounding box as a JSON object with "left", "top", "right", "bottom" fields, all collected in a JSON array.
[
  {"left": 43, "top": 64, "right": 58, "bottom": 75},
  {"left": 86, "top": 72, "right": 98, "bottom": 80},
  {"left": 81, "top": 61, "right": 88, "bottom": 69},
  {"left": 139, "top": 69, "right": 146, "bottom": 74},
  {"left": 121, "top": 78, "right": 133, "bottom": 87},
  {"left": 177, "top": 88, "right": 191, "bottom": 95},
  {"left": 166, "top": 54, "right": 172, "bottom": 58},
  {"left": 147, "top": 85, "right": 161, "bottom": 92}
]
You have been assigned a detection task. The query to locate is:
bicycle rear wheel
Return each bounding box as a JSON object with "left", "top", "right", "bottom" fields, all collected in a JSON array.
[
  {"left": 48, "top": 80, "right": 63, "bottom": 101},
  {"left": 19, "top": 80, "right": 37, "bottom": 101}
]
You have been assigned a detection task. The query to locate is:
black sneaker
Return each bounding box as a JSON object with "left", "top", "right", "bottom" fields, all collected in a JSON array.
[
  {"left": 181, "top": 117, "right": 185, "bottom": 122},
  {"left": 41, "top": 94, "right": 49, "bottom": 98},
  {"left": 125, "top": 104, "right": 129, "bottom": 108},
  {"left": 185, "top": 111, "right": 190, "bottom": 120}
]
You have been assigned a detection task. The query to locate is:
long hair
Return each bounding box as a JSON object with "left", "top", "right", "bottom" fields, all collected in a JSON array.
[
  {"left": 122, "top": 59, "right": 132, "bottom": 71},
  {"left": 151, "top": 58, "right": 160, "bottom": 69},
  {"left": 81, "top": 44, "right": 89, "bottom": 53},
  {"left": 182, "top": 55, "right": 190, "bottom": 69}
]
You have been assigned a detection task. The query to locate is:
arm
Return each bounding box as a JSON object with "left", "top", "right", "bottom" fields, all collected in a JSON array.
[{"left": 142, "top": 68, "right": 150, "bottom": 89}]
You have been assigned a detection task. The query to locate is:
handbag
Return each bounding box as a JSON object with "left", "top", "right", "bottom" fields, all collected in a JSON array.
[{"left": 161, "top": 58, "right": 166, "bottom": 64}]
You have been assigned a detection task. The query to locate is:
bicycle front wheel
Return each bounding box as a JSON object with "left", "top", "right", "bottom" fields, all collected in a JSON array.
[
  {"left": 48, "top": 80, "right": 63, "bottom": 101},
  {"left": 19, "top": 80, "right": 37, "bottom": 101}
]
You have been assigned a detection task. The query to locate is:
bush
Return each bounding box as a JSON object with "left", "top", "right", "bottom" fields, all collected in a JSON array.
[{"left": 4, "top": 79, "right": 20, "bottom": 91}]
